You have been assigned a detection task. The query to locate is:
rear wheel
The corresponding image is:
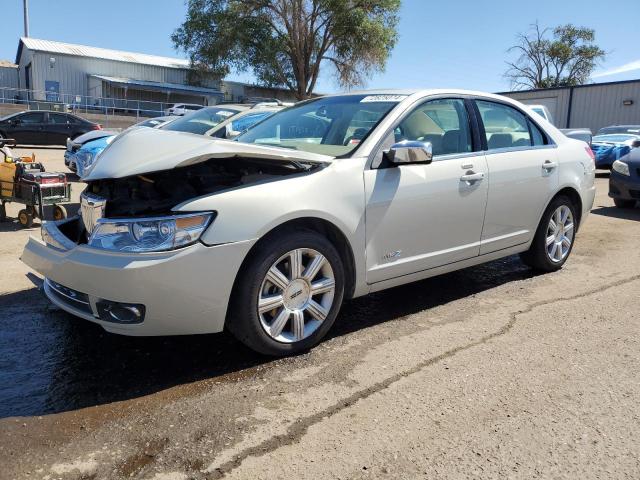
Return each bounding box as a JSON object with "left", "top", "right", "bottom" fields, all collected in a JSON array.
[
  {"left": 0, "top": 202, "right": 6, "bottom": 221},
  {"left": 52, "top": 204, "right": 67, "bottom": 221},
  {"left": 520, "top": 195, "right": 576, "bottom": 272},
  {"left": 614, "top": 198, "right": 636, "bottom": 209},
  {"left": 18, "top": 209, "right": 34, "bottom": 228},
  {"left": 227, "top": 229, "right": 344, "bottom": 356}
]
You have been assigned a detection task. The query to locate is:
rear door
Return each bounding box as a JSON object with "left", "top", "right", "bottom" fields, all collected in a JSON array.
[
  {"left": 474, "top": 99, "right": 559, "bottom": 254},
  {"left": 48, "top": 113, "right": 74, "bottom": 145}
]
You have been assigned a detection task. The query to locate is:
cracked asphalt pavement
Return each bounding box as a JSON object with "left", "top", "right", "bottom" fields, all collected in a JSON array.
[{"left": 0, "top": 148, "right": 639, "bottom": 479}]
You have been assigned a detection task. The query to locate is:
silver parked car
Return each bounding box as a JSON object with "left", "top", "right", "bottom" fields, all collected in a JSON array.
[{"left": 22, "top": 90, "right": 596, "bottom": 356}]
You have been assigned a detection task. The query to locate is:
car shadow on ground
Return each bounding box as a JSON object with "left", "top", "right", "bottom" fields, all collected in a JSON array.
[
  {"left": 591, "top": 205, "right": 640, "bottom": 221},
  {"left": 595, "top": 170, "right": 610, "bottom": 179},
  {"left": 0, "top": 255, "right": 538, "bottom": 418}
]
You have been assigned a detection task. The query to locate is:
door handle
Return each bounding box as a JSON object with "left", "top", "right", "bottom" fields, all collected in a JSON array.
[
  {"left": 542, "top": 160, "right": 558, "bottom": 171},
  {"left": 460, "top": 171, "right": 484, "bottom": 183}
]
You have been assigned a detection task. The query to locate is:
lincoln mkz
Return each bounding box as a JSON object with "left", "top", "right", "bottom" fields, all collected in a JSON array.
[{"left": 22, "top": 90, "right": 596, "bottom": 355}]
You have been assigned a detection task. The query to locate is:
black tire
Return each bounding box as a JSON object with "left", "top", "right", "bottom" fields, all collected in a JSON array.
[
  {"left": 614, "top": 198, "right": 636, "bottom": 209},
  {"left": 52, "top": 204, "right": 67, "bottom": 221},
  {"left": 18, "top": 209, "right": 34, "bottom": 228},
  {"left": 520, "top": 195, "right": 577, "bottom": 272},
  {"left": 227, "top": 229, "right": 345, "bottom": 356},
  {"left": 0, "top": 203, "right": 6, "bottom": 222}
]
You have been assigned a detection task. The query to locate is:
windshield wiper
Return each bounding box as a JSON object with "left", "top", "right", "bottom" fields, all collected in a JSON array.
[{"left": 258, "top": 143, "right": 298, "bottom": 150}]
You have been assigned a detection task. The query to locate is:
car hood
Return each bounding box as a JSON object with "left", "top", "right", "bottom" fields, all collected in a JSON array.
[
  {"left": 83, "top": 127, "right": 333, "bottom": 181},
  {"left": 71, "top": 129, "right": 119, "bottom": 146}
]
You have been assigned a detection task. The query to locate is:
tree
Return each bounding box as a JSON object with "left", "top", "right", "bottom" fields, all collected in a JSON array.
[
  {"left": 172, "top": 0, "right": 400, "bottom": 99},
  {"left": 505, "top": 22, "right": 606, "bottom": 90}
]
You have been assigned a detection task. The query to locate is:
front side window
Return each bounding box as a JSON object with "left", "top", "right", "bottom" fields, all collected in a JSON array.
[
  {"left": 476, "top": 100, "right": 540, "bottom": 150},
  {"left": 163, "top": 107, "right": 241, "bottom": 135},
  {"left": 236, "top": 94, "right": 404, "bottom": 157},
  {"left": 394, "top": 98, "right": 472, "bottom": 156},
  {"left": 19, "top": 112, "right": 45, "bottom": 124}
]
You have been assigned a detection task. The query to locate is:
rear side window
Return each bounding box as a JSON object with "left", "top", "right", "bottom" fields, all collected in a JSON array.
[
  {"left": 49, "top": 113, "right": 71, "bottom": 124},
  {"left": 476, "top": 100, "right": 536, "bottom": 150},
  {"left": 529, "top": 120, "right": 547, "bottom": 146},
  {"left": 395, "top": 98, "right": 472, "bottom": 156}
]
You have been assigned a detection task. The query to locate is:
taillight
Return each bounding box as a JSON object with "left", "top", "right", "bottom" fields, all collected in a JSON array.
[
  {"left": 584, "top": 146, "right": 595, "bottom": 167},
  {"left": 92, "top": 124, "right": 102, "bottom": 130}
]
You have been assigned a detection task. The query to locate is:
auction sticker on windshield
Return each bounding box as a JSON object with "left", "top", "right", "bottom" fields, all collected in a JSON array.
[{"left": 360, "top": 94, "right": 408, "bottom": 103}]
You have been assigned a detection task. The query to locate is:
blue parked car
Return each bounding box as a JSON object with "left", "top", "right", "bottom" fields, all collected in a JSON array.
[
  {"left": 74, "top": 135, "right": 114, "bottom": 177},
  {"left": 591, "top": 133, "right": 640, "bottom": 169}
]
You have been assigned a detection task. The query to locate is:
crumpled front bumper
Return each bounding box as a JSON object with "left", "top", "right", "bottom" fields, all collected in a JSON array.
[{"left": 21, "top": 217, "right": 255, "bottom": 336}]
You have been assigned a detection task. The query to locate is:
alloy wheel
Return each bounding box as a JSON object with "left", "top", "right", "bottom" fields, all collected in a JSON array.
[
  {"left": 546, "top": 205, "right": 574, "bottom": 263},
  {"left": 258, "top": 248, "right": 336, "bottom": 343}
]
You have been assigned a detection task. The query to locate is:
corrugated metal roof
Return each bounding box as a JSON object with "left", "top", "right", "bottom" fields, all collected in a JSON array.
[
  {"left": 91, "top": 75, "right": 222, "bottom": 95},
  {"left": 19, "top": 37, "right": 190, "bottom": 69}
]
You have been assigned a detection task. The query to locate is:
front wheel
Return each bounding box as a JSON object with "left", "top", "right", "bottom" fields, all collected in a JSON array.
[
  {"left": 227, "top": 230, "right": 345, "bottom": 356},
  {"left": 520, "top": 195, "right": 577, "bottom": 272}
]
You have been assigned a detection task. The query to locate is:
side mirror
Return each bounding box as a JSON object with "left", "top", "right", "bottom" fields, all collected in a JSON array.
[
  {"left": 631, "top": 139, "right": 640, "bottom": 148},
  {"left": 383, "top": 140, "right": 433, "bottom": 166}
]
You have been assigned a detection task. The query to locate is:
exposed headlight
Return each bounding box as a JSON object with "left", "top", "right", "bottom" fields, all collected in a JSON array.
[
  {"left": 75, "top": 150, "right": 96, "bottom": 176},
  {"left": 612, "top": 160, "right": 630, "bottom": 176},
  {"left": 88, "top": 212, "right": 214, "bottom": 252}
]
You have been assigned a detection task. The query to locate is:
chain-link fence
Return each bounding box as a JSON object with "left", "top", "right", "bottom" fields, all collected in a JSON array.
[{"left": 0, "top": 86, "right": 188, "bottom": 120}]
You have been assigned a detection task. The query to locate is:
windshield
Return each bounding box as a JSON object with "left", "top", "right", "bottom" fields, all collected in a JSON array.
[
  {"left": 593, "top": 134, "right": 640, "bottom": 143},
  {"left": 236, "top": 94, "right": 405, "bottom": 156},
  {"left": 163, "top": 106, "right": 241, "bottom": 135}
]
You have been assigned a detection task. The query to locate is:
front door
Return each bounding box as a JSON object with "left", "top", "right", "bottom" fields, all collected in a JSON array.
[
  {"left": 10, "top": 112, "right": 45, "bottom": 145},
  {"left": 364, "top": 98, "right": 488, "bottom": 284},
  {"left": 474, "top": 100, "right": 560, "bottom": 254}
]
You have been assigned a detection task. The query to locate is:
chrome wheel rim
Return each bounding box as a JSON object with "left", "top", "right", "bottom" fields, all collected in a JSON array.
[
  {"left": 258, "top": 248, "right": 335, "bottom": 343},
  {"left": 546, "top": 205, "right": 574, "bottom": 263}
]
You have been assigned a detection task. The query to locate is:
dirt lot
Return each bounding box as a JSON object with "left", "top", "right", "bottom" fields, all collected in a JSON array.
[{"left": 0, "top": 147, "right": 639, "bottom": 480}]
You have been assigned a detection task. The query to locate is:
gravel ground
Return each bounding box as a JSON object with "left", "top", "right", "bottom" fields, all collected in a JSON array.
[{"left": 0, "top": 147, "right": 639, "bottom": 480}]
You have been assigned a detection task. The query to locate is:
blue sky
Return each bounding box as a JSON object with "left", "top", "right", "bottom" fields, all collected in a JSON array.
[{"left": 0, "top": 0, "right": 638, "bottom": 93}]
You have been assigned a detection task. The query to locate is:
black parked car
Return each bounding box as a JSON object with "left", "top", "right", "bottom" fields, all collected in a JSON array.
[
  {"left": 0, "top": 111, "right": 101, "bottom": 146},
  {"left": 609, "top": 139, "right": 640, "bottom": 208}
]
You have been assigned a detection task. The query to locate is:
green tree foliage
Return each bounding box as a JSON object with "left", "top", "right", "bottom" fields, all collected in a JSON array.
[
  {"left": 505, "top": 22, "right": 606, "bottom": 90},
  {"left": 172, "top": 0, "right": 400, "bottom": 99}
]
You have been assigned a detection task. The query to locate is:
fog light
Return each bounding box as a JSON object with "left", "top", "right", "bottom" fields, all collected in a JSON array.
[{"left": 96, "top": 301, "right": 145, "bottom": 324}]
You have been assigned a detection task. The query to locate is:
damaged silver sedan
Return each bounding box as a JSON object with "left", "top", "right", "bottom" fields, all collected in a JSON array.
[{"left": 22, "top": 90, "right": 596, "bottom": 355}]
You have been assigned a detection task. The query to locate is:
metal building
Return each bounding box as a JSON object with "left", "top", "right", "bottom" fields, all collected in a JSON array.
[
  {"left": 14, "top": 37, "right": 223, "bottom": 109},
  {"left": 0, "top": 60, "right": 19, "bottom": 90},
  {"left": 499, "top": 79, "right": 640, "bottom": 133}
]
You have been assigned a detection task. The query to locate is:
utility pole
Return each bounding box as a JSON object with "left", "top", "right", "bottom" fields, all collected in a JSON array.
[{"left": 23, "top": 0, "right": 30, "bottom": 37}]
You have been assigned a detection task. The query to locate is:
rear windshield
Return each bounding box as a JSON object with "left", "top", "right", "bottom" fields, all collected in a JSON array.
[
  {"left": 597, "top": 127, "right": 640, "bottom": 135},
  {"left": 163, "top": 107, "right": 241, "bottom": 135},
  {"left": 236, "top": 94, "right": 405, "bottom": 156},
  {"left": 593, "top": 134, "right": 640, "bottom": 143}
]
